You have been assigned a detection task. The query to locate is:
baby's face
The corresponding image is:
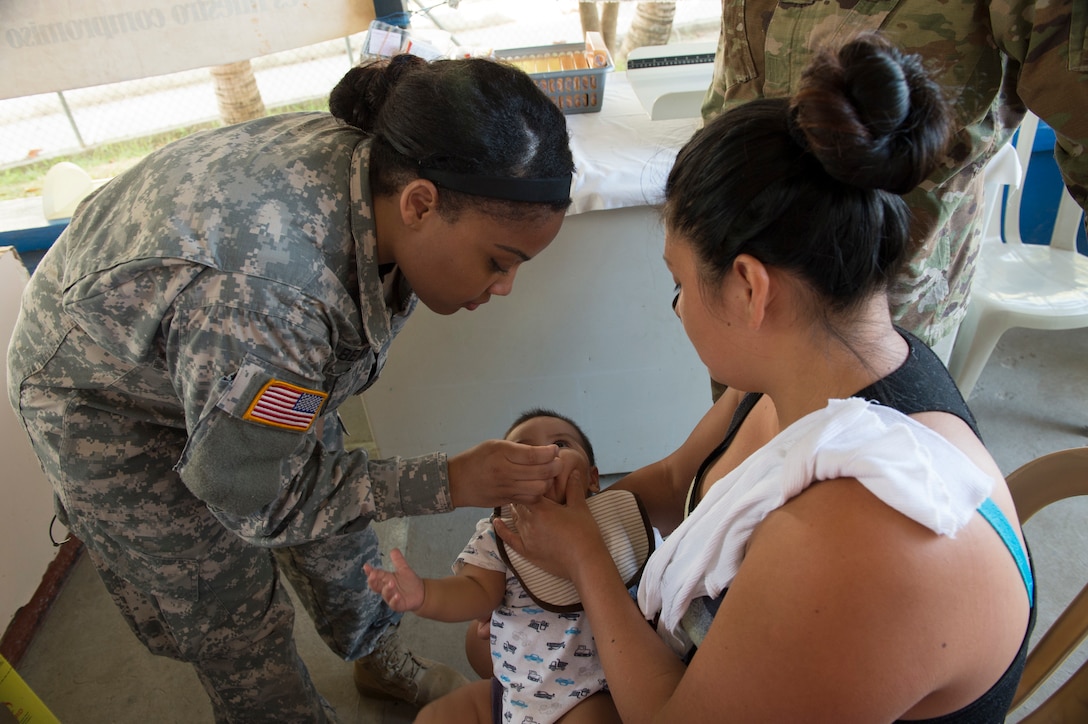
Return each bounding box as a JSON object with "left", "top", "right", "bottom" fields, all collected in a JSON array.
[{"left": 506, "top": 416, "right": 599, "bottom": 504}]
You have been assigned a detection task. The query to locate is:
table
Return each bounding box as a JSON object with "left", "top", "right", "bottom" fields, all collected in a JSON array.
[{"left": 362, "top": 73, "right": 711, "bottom": 474}]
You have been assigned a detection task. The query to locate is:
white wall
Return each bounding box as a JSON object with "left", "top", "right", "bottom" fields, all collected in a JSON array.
[
  {"left": 363, "top": 206, "right": 712, "bottom": 475},
  {"left": 0, "top": 247, "right": 62, "bottom": 631}
]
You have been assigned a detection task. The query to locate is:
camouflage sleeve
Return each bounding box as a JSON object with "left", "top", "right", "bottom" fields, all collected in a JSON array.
[
  {"left": 168, "top": 285, "right": 453, "bottom": 547},
  {"left": 997, "top": 0, "right": 1088, "bottom": 212},
  {"left": 700, "top": 0, "right": 760, "bottom": 120}
]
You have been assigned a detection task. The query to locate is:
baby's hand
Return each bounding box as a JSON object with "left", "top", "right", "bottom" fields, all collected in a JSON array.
[{"left": 363, "top": 548, "right": 426, "bottom": 612}]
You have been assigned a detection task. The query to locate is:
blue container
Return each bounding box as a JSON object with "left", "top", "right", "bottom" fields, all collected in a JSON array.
[
  {"left": 0, "top": 220, "right": 68, "bottom": 254},
  {"left": 1013, "top": 120, "right": 1088, "bottom": 255},
  {"left": 373, "top": 0, "right": 409, "bottom": 27}
]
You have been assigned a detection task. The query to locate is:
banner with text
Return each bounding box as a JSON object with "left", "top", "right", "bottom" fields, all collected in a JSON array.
[{"left": 1, "top": 0, "right": 376, "bottom": 99}]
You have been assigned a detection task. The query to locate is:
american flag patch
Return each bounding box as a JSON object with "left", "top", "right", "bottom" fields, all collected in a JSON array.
[{"left": 243, "top": 380, "right": 328, "bottom": 432}]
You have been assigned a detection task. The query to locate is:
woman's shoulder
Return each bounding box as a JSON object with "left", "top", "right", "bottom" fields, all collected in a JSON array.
[
  {"left": 754, "top": 476, "right": 934, "bottom": 562},
  {"left": 743, "top": 471, "right": 1002, "bottom": 618},
  {"left": 693, "top": 475, "right": 1028, "bottom": 720}
]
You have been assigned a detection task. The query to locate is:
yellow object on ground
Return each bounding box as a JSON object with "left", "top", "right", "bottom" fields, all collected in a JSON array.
[{"left": 0, "top": 654, "right": 60, "bottom": 724}]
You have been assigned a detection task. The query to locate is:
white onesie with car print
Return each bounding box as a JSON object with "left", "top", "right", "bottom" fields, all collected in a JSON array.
[{"left": 456, "top": 517, "right": 608, "bottom": 724}]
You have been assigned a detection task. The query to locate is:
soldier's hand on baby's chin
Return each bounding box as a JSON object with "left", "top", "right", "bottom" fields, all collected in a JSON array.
[{"left": 448, "top": 439, "right": 561, "bottom": 508}]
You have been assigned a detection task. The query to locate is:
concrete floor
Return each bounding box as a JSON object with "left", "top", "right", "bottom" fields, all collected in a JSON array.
[{"left": 10, "top": 324, "right": 1088, "bottom": 722}]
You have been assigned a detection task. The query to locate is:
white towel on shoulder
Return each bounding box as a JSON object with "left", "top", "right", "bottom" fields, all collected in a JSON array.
[{"left": 636, "top": 397, "right": 995, "bottom": 638}]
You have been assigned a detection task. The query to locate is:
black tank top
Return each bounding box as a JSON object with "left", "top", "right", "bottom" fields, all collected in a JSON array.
[{"left": 683, "top": 329, "right": 1034, "bottom": 723}]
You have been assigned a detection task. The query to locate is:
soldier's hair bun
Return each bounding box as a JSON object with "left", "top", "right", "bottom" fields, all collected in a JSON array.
[
  {"left": 328, "top": 54, "right": 426, "bottom": 133},
  {"left": 326, "top": 55, "right": 574, "bottom": 217},
  {"left": 788, "top": 33, "right": 951, "bottom": 194}
]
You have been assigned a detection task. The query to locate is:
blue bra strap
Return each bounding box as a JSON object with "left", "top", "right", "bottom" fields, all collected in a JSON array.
[{"left": 977, "top": 498, "right": 1035, "bottom": 607}]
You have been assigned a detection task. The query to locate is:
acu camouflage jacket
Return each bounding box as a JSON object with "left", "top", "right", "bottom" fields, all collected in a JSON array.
[{"left": 8, "top": 114, "right": 452, "bottom": 546}]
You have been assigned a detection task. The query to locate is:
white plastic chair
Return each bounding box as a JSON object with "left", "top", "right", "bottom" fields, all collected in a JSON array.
[
  {"left": 41, "top": 161, "right": 94, "bottom": 221},
  {"left": 947, "top": 113, "right": 1088, "bottom": 399}
]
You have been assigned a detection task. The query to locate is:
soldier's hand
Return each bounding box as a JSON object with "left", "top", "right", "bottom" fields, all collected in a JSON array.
[{"left": 447, "top": 439, "right": 561, "bottom": 508}]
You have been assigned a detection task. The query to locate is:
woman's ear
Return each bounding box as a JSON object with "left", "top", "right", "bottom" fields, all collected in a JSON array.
[
  {"left": 732, "top": 254, "right": 771, "bottom": 330},
  {"left": 399, "top": 179, "right": 439, "bottom": 228}
]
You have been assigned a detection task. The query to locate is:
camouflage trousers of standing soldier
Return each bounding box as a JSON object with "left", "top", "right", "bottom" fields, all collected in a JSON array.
[{"left": 13, "top": 384, "right": 398, "bottom": 724}]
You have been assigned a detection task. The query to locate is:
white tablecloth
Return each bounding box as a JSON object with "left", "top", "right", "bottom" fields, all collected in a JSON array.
[{"left": 566, "top": 73, "right": 701, "bottom": 216}]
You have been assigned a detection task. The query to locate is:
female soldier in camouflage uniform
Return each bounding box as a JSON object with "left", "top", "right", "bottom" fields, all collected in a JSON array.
[{"left": 7, "top": 55, "right": 574, "bottom": 722}]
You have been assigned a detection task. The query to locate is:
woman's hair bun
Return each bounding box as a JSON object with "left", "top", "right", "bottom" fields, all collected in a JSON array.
[
  {"left": 329, "top": 54, "right": 427, "bottom": 133},
  {"left": 789, "top": 33, "right": 951, "bottom": 194},
  {"left": 840, "top": 39, "right": 909, "bottom": 135}
]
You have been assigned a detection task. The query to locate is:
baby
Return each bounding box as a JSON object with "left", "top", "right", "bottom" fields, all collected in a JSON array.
[{"left": 364, "top": 408, "right": 621, "bottom": 724}]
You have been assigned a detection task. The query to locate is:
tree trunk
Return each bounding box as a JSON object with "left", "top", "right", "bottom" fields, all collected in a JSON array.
[
  {"left": 600, "top": 2, "right": 620, "bottom": 53},
  {"left": 211, "top": 60, "right": 265, "bottom": 126},
  {"left": 618, "top": 1, "right": 677, "bottom": 64},
  {"left": 578, "top": 1, "right": 621, "bottom": 56},
  {"left": 579, "top": 1, "right": 601, "bottom": 34}
]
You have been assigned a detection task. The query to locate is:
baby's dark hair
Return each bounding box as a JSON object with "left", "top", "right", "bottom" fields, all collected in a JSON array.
[
  {"left": 664, "top": 33, "right": 952, "bottom": 317},
  {"left": 329, "top": 54, "right": 574, "bottom": 222},
  {"left": 504, "top": 408, "right": 596, "bottom": 467}
]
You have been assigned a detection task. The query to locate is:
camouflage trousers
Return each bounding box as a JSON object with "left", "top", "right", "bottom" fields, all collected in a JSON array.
[{"left": 13, "top": 384, "right": 397, "bottom": 723}]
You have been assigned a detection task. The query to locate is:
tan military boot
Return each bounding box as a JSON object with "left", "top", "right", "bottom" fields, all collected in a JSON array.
[{"left": 353, "top": 626, "right": 470, "bottom": 707}]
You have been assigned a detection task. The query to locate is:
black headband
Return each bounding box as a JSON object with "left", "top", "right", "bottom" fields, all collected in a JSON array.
[{"left": 417, "top": 168, "right": 572, "bottom": 204}]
